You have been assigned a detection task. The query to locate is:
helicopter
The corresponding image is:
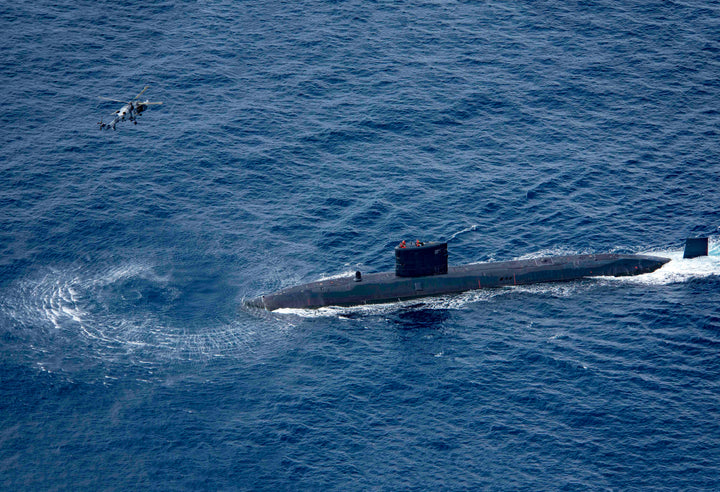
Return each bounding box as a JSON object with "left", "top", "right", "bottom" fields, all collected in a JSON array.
[{"left": 98, "top": 86, "right": 162, "bottom": 130}]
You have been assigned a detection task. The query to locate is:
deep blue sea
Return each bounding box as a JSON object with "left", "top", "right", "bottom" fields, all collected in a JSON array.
[{"left": 2, "top": 0, "right": 720, "bottom": 489}]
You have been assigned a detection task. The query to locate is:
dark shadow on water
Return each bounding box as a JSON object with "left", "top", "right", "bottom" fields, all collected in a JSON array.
[{"left": 390, "top": 307, "right": 451, "bottom": 330}]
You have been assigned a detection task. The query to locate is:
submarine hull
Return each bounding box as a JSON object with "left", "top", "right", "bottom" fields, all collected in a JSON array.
[{"left": 247, "top": 253, "right": 670, "bottom": 311}]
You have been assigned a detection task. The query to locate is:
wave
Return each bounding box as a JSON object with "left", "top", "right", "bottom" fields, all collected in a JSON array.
[{"left": 0, "top": 262, "right": 297, "bottom": 373}]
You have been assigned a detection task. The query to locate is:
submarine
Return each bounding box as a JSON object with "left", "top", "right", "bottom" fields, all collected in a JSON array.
[{"left": 246, "top": 237, "right": 708, "bottom": 311}]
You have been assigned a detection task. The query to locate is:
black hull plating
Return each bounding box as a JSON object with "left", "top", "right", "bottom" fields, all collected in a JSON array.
[{"left": 248, "top": 253, "right": 670, "bottom": 311}]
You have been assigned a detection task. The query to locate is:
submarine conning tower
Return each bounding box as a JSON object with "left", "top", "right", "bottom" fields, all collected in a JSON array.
[{"left": 395, "top": 241, "right": 448, "bottom": 277}]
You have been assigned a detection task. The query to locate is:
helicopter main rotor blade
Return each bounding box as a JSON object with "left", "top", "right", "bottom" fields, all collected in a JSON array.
[
  {"left": 133, "top": 86, "right": 149, "bottom": 100},
  {"left": 99, "top": 96, "right": 129, "bottom": 103},
  {"left": 140, "top": 102, "right": 163, "bottom": 105}
]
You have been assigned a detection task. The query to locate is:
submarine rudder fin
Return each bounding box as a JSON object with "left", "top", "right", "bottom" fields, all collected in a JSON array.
[{"left": 683, "top": 237, "right": 709, "bottom": 259}]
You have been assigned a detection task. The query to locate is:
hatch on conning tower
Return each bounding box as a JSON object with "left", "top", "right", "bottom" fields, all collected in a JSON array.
[{"left": 395, "top": 241, "right": 448, "bottom": 277}]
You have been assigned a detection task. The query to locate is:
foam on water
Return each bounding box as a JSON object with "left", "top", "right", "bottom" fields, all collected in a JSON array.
[
  {"left": 618, "top": 240, "right": 720, "bottom": 286},
  {"left": 0, "top": 262, "right": 301, "bottom": 372},
  {"left": 446, "top": 224, "right": 479, "bottom": 242}
]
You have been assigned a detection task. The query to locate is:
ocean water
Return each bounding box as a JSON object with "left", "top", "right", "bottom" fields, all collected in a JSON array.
[{"left": 2, "top": 0, "right": 720, "bottom": 489}]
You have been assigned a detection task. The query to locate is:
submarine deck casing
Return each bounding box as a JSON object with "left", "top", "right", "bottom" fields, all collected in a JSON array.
[{"left": 248, "top": 242, "right": 671, "bottom": 311}]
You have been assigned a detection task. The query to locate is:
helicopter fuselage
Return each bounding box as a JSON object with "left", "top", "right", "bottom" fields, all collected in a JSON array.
[
  {"left": 115, "top": 103, "right": 134, "bottom": 120},
  {"left": 98, "top": 87, "right": 160, "bottom": 130}
]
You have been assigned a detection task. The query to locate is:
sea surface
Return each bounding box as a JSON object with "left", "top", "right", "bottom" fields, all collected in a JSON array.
[{"left": 2, "top": 0, "right": 720, "bottom": 489}]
